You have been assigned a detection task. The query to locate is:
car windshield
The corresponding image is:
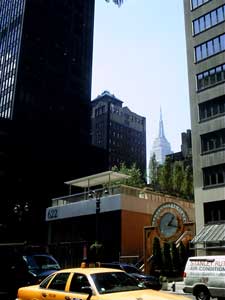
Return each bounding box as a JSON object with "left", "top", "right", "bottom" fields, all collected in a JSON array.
[
  {"left": 122, "top": 265, "right": 140, "bottom": 274},
  {"left": 91, "top": 272, "right": 146, "bottom": 294},
  {"left": 23, "top": 255, "right": 60, "bottom": 271}
]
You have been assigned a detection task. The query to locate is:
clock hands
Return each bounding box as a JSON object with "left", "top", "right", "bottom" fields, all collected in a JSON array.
[
  {"left": 167, "top": 215, "right": 175, "bottom": 226},
  {"left": 167, "top": 215, "right": 180, "bottom": 228}
]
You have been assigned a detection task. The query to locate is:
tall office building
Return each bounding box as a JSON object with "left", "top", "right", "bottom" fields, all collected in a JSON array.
[
  {"left": 91, "top": 91, "right": 146, "bottom": 177},
  {"left": 183, "top": 0, "right": 225, "bottom": 253},
  {"left": 150, "top": 109, "right": 172, "bottom": 164},
  {"left": 0, "top": 0, "right": 109, "bottom": 244}
]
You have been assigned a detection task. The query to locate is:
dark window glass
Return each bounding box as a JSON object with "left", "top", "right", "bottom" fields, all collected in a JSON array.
[
  {"left": 203, "top": 164, "right": 225, "bottom": 187},
  {"left": 203, "top": 71, "right": 209, "bottom": 86},
  {"left": 209, "top": 69, "right": 216, "bottom": 85},
  {"left": 48, "top": 273, "right": 70, "bottom": 291},
  {"left": 204, "top": 200, "right": 225, "bottom": 223},
  {"left": 197, "top": 73, "right": 204, "bottom": 90},
  {"left": 216, "top": 66, "right": 222, "bottom": 81},
  {"left": 69, "top": 273, "right": 90, "bottom": 293},
  {"left": 218, "top": 171, "right": 224, "bottom": 184}
]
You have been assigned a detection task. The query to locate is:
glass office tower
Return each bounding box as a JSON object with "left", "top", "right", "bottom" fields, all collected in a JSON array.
[{"left": 0, "top": 0, "right": 25, "bottom": 119}]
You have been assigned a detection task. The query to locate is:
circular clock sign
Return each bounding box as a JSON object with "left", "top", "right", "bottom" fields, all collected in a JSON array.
[{"left": 152, "top": 202, "right": 188, "bottom": 240}]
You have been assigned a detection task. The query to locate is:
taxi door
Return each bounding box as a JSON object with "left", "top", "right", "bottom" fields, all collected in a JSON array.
[{"left": 66, "top": 272, "right": 97, "bottom": 300}]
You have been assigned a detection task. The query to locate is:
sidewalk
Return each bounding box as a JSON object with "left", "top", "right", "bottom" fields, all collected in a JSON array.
[{"left": 166, "top": 281, "right": 185, "bottom": 294}]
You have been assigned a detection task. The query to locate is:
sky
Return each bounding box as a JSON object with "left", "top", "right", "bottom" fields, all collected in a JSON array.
[{"left": 91, "top": 0, "right": 191, "bottom": 166}]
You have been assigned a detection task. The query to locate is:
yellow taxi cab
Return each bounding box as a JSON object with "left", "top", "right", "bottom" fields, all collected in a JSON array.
[{"left": 17, "top": 267, "right": 190, "bottom": 300}]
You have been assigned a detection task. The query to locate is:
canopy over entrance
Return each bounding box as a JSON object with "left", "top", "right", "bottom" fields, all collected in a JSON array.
[
  {"left": 191, "top": 223, "right": 225, "bottom": 249},
  {"left": 64, "top": 171, "right": 130, "bottom": 190}
]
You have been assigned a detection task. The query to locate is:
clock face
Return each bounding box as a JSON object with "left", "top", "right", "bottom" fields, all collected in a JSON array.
[
  {"left": 151, "top": 202, "right": 188, "bottom": 240},
  {"left": 159, "top": 212, "right": 179, "bottom": 238}
]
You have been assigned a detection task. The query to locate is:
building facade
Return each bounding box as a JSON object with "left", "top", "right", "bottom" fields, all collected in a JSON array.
[
  {"left": 166, "top": 129, "right": 192, "bottom": 166},
  {"left": 46, "top": 171, "right": 195, "bottom": 269},
  {"left": 0, "top": 0, "right": 109, "bottom": 244},
  {"left": 91, "top": 91, "right": 146, "bottom": 177},
  {"left": 150, "top": 109, "right": 172, "bottom": 164},
  {"left": 183, "top": 0, "right": 225, "bottom": 254}
]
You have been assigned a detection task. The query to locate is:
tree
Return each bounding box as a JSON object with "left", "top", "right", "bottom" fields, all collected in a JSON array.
[
  {"left": 112, "top": 163, "right": 145, "bottom": 188},
  {"left": 171, "top": 242, "right": 180, "bottom": 275},
  {"left": 149, "top": 153, "right": 159, "bottom": 190},
  {"left": 152, "top": 237, "right": 163, "bottom": 272},
  {"left": 181, "top": 165, "right": 194, "bottom": 200},
  {"left": 172, "top": 161, "right": 184, "bottom": 196},
  {"left": 159, "top": 157, "right": 173, "bottom": 194},
  {"left": 179, "top": 241, "right": 187, "bottom": 272},
  {"left": 162, "top": 242, "right": 172, "bottom": 275}
]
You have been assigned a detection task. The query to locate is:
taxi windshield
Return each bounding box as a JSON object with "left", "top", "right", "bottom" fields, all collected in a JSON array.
[{"left": 91, "top": 271, "right": 146, "bottom": 294}]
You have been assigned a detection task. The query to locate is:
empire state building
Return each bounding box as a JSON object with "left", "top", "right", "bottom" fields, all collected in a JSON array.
[{"left": 151, "top": 109, "right": 172, "bottom": 164}]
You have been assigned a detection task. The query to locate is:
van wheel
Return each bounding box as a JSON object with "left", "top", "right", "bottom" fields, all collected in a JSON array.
[{"left": 195, "top": 288, "right": 210, "bottom": 300}]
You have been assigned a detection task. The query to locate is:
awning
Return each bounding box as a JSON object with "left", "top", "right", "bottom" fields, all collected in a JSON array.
[
  {"left": 64, "top": 171, "right": 130, "bottom": 188},
  {"left": 191, "top": 223, "right": 225, "bottom": 245}
]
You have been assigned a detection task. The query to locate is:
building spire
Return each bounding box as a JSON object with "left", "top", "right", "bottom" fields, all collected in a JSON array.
[{"left": 159, "top": 107, "right": 165, "bottom": 138}]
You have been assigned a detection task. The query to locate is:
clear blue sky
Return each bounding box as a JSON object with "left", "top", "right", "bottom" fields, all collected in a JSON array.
[{"left": 91, "top": 0, "right": 191, "bottom": 166}]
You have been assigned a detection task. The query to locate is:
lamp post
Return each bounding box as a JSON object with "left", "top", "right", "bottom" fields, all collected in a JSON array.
[
  {"left": 13, "top": 202, "right": 29, "bottom": 222},
  {"left": 89, "top": 188, "right": 108, "bottom": 261},
  {"left": 13, "top": 202, "right": 30, "bottom": 242}
]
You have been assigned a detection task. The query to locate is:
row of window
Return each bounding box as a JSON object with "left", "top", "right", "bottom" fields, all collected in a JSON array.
[
  {"left": 197, "top": 63, "right": 225, "bottom": 91},
  {"left": 203, "top": 164, "right": 225, "bottom": 188},
  {"left": 0, "top": 0, "right": 24, "bottom": 31},
  {"left": 201, "top": 129, "right": 225, "bottom": 154},
  {"left": 193, "top": 5, "right": 225, "bottom": 35},
  {"left": 191, "top": 0, "right": 211, "bottom": 10},
  {"left": 199, "top": 95, "right": 225, "bottom": 121},
  {"left": 195, "top": 33, "right": 225, "bottom": 62}
]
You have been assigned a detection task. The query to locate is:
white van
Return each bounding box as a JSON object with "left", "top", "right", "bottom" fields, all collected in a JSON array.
[{"left": 183, "top": 256, "right": 225, "bottom": 300}]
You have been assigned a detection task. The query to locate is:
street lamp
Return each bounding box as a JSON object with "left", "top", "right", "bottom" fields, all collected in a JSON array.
[
  {"left": 13, "top": 202, "right": 29, "bottom": 222},
  {"left": 88, "top": 189, "right": 108, "bottom": 245}
]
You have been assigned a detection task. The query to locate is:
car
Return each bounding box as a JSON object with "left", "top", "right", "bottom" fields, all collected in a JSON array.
[
  {"left": 16, "top": 267, "right": 190, "bottom": 300},
  {"left": 183, "top": 255, "right": 225, "bottom": 300},
  {"left": 100, "top": 262, "right": 162, "bottom": 290},
  {"left": 0, "top": 252, "right": 60, "bottom": 300},
  {"left": 22, "top": 254, "right": 61, "bottom": 281}
]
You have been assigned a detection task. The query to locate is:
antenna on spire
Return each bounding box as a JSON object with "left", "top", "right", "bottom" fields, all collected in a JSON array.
[{"left": 159, "top": 107, "right": 165, "bottom": 138}]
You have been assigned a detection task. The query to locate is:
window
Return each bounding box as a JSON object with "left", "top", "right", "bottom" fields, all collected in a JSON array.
[
  {"left": 203, "top": 164, "right": 225, "bottom": 188},
  {"left": 48, "top": 273, "right": 70, "bottom": 291},
  {"left": 199, "top": 95, "right": 225, "bottom": 121},
  {"left": 69, "top": 273, "right": 90, "bottom": 293},
  {"left": 196, "top": 63, "right": 225, "bottom": 91},
  {"left": 204, "top": 200, "right": 225, "bottom": 223},
  {"left": 201, "top": 129, "right": 225, "bottom": 154},
  {"left": 191, "top": 0, "right": 211, "bottom": 10},
  {"left": 195, "top": 34, "right": 225, "bottom": 62},
  {"left": 193, "top": 5, "right": 225, "bottom": 35}
]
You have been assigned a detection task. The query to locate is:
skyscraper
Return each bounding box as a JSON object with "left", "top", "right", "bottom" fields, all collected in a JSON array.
[
  {"left": 151, "top": 109, "right": 172, "bottom": 164},
  {"left": 0, "top": 0, "right": 108, "bottom": 244},
  {"left": 183, "top": 0, "right": 225, "bottom": 253},
  {"left": 91, "top": 91, "right": 146, "bottom": 177}
]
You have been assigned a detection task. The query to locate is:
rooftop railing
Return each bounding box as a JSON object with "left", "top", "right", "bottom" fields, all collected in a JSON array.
[{"left": 51, "top": 185, "right": 122, "bottom": 207}]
